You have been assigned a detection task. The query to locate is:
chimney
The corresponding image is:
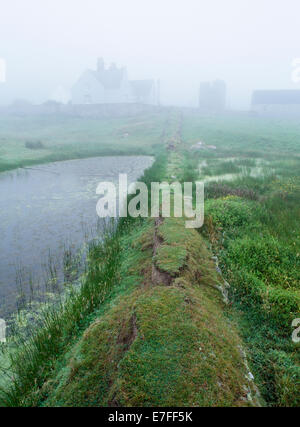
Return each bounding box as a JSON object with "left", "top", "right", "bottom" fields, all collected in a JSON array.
[{"left": 97, "top": 58, "right": 104, "bottom": 73}]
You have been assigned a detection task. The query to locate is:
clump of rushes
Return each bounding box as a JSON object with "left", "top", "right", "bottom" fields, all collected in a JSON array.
[{"left": 0, "top": 219, "right": 122, "bottom": 407}]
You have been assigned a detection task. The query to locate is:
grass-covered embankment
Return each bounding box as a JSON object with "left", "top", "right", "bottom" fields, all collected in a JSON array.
[{"left": 38, "top": 216, "right": 257, "bottom": 407}]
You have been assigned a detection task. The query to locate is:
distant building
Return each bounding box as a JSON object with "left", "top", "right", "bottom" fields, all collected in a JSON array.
[
  {"left": 199, "top": 80, "right": 226, "bottom": 112},
  {"left": 72, "top": 58, "right": 157, "bottom": 105},
  {"left": 251, "top": 90, "right": 300, "bottom": 116}
]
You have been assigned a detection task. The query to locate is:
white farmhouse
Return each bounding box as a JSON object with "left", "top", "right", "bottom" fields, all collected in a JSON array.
[{"left": 72, "top": 58, "right": 157, "bottom": 105}]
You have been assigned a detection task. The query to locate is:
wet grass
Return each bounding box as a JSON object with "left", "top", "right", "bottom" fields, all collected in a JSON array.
[
  {"left": 180, "top": 112, "right": 300, "bottom": 406},
  {"left": 1, "top": 110, "right": 300, "bottom": 406},
  {"left": 202, "top": 160, "right": 241, "bottom": 176},
  {"left": 22, "top": 216, "right": 255, "bottom": 407},
  {"left": 0, "top": 113, "right": 257, "bottom": 407},
  {"left": 0, "top": 112, "right": 169, "bottom": 173},
  {"left": 0, "top": 220, "right": 123, "bottom": 406},
  {"left": 182, "top": 112, "right": 300, "bottom": 156}
]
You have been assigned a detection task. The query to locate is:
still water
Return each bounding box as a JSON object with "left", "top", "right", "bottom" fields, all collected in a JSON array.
[{"left": 0, "top": 156, "right": 153, "bottom": 317}]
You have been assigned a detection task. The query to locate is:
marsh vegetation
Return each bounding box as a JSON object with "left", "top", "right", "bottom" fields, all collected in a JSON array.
[{"left": 0, "top": 110, "right": 299, "bottom": 406}]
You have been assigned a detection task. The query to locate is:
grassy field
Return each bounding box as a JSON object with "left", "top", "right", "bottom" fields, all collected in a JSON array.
[
  {"left": 0, "top": 109, "right": 299, "bottom": 406},
  {"left": 182, "top": 112, "right": 300, "bottom": 156},
  {"left": 0, "top": 111, "right": 168, "bottom": 172}
]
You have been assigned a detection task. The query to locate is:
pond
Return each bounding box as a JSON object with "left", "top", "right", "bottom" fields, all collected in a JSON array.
[{"left": 0, "top": 156, "right": 153, "bottom": 317}]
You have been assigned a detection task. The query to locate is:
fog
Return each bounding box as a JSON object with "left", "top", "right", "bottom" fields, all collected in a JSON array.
[{"left": 1, "top": 0, "right": 300, "bottom": 108}]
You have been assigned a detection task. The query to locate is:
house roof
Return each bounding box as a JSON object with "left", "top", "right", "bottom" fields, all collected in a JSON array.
[
  {"left": 130, "top": 80, "right": 154, "bottom": 98},
  {"left": 92, "top": 66, "right": 126, "bottom": 90},
  {"left": 252, "top": 90, "right": 300, "bottom": 105}
]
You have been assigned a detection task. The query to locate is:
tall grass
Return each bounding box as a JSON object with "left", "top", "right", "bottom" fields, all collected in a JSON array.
[
  {"left": 0, "top": 220, "right": 123, "bottom": 406},
  {"left": 202, "top": 158, "right": 300, "bottom": 406}
]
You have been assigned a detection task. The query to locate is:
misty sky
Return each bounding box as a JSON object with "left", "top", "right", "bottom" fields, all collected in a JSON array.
[{"left": 1, "top": 0, "right": 300, "bottom": 108}]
